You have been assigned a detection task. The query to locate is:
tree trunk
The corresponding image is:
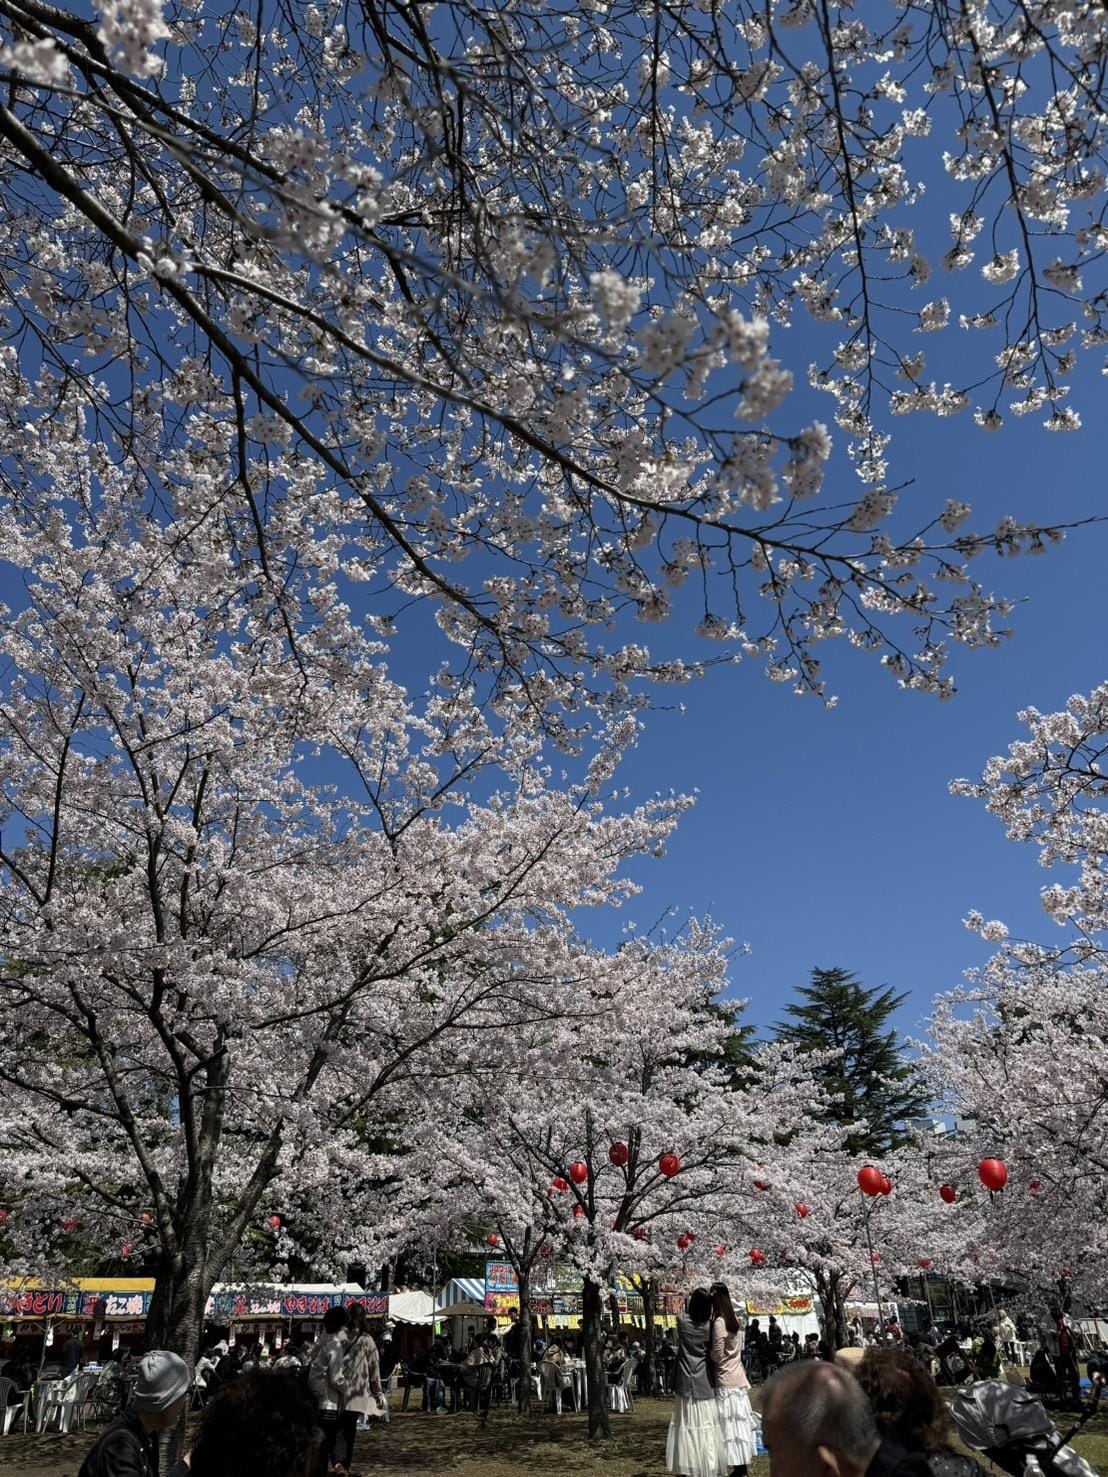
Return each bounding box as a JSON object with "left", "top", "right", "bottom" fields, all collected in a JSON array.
[
  {"left": 143, "top": 1251, "right": 208, "bottom": 1472},
  {"left": 517, "top": 1275, "right": 533, "bottom": 1413},
  {"left": 144, "top": 1254, "right": 205, "bottom": 1364},
  {"left": 583, "top": 1277, "right": 610, "bottom": 1439},
  {"left": 640, "top": 1278, "right": 658, "bottom": 1396},
  {"left": 814, "top": 1268, "right": 848, "bottom": 1350}
]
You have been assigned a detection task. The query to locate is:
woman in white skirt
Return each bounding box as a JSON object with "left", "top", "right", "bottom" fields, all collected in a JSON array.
[
  {"left": 665, "top": 1288, "right": 728, "bottom": 1477},
  {"left": 709, "top": 1283, "right": 758, "bottom": 1477}
]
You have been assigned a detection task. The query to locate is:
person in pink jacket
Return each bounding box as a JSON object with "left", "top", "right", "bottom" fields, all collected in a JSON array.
[{"left": 709, "top": 1284, "right": 758, "bottom": 1477}]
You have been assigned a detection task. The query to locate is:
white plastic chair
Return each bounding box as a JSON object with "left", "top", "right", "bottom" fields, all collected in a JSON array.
[
  {"left": 72, "top": 1372, "right": 100, "bottom": 1429},
  {"left": 607, "top": 1355, "right": 638, "bottom": 1413},
  {"left": 39, "top": 1372, "right": 81, "bottom": 1433},
  {"left": 0, "top": 1377, "right": 31, "bottom": 1435}
]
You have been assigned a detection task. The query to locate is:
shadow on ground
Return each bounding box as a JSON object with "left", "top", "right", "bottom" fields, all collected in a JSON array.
[{"left": 3, "top": 1391, "right": 1107, "bottom": 1477}]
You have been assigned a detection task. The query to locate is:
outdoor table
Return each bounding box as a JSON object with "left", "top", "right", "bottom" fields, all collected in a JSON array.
[{"left": 563, "top": 1359, "right": 586, "bottom": 1412}]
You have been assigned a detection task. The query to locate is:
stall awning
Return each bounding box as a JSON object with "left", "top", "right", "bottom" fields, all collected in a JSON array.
[
  {"left": 436, "top": 1277, "right": 485, "bottom": 1310},
  {"left": 390, "top": 1290, "right": 434, "bottom": 1325}
]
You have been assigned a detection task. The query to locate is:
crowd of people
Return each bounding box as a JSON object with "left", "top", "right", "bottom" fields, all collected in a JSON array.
[{"left": 26, "top": 1282, "right": 1107, "bottom": 1477}]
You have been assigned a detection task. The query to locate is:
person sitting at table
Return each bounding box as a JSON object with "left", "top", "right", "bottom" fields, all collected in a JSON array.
[
  {"left": 606, "top": 1337, "right": 627, "bottom": 1380},
  {"left": 539, "top": 1341, "right": 571, "bottom": 1413},
  {"left": 416, "top": 1340, "right": 447, "bottom": 1413},
  {"left": 460, "top": 1337, "right": 497, "bottom": 1416}
]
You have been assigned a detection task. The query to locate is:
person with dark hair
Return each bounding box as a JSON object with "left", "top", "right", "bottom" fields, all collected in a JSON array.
[
  {"left": 709, "top": 1284, "right": 756, "bottom": 1477},
  {"left": 854, "top": 1349, "right": 989, "bottom": 1477},
  {"left": 188, "top": 1368, "right": 325, "bottom": 1477},
  {"left": 665, "top": 1287, "right": 727, "bottom": 1477},
  {"left": 761, "top": 1360, "right": 931, "bottom": 1477},
  {"left": 338, "top": 1304, "right": 383, "bottom": 1460},
  {"left": 62, "top": 1331, "right": 85, "bottom": 1377},
  {"left": 307, "top": 1306, "right": 349, "bottom": 1474},
  {"left": 971, "top": 1327, "right": 1000, "bottom": 1382}
]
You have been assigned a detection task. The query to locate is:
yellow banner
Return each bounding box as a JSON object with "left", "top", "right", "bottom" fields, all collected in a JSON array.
[{"left": 744, "top": 1296, "right": 813, "bottom": 1317}]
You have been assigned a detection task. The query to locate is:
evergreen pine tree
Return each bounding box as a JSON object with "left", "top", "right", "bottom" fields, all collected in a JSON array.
[{"left": 774, "top": 966, "right": 929, "bottom": 1154}]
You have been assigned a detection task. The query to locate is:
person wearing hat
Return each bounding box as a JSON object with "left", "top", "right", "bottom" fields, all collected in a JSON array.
[{"left": 78, "top": 1350, "right": 190, "bottom": 1477}]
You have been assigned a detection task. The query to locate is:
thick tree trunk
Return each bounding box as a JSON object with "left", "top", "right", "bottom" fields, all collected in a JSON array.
[
  {"left": 517, "top": 1276, "right": 533, "bottom": 1413},
  {"left": 583, "top": 1277, "right": 610, "bottom": 1439},
  {"left": 814, "top": 1268, "right": 848, "bottom": 1350},
  {"left": 144, "top": 1255, "right": 205, "bottom": 1364},
  {"left": 144, "top": 1252, "right": 208, "bottom": 1471}
]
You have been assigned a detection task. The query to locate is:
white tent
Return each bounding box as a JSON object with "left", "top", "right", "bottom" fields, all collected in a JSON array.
[{"left": 389, "top": 1290, "right": 435, "bottom": 1325}]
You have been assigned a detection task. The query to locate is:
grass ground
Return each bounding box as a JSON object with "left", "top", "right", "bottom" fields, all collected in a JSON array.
[{"left": 2, "top": 1392, "right": 1106, "bottom": 1477}]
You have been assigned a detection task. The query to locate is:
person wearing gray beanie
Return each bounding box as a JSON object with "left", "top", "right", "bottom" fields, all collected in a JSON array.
[{"left": 78, "top": 1350, "right": 190, "bottom": 1477}]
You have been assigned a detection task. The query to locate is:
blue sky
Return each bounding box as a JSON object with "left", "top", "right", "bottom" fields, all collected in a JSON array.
[
  {"left": 601, "top": 384, "right": 1105, "bottom": 1041},
  {"left": 4, "top": 9, "right": 1102, "bottom": 1050}
]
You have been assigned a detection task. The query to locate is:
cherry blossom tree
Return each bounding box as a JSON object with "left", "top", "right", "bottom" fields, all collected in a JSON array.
[
  {"left": 0, "top": 476, "right": 694, "bottom": 1364},
  {"left": 0, "top": 0, "right": 1103, "bottom": 718},
  {"left": 404, "top": 929, "right": 821, "bottom": 1435},
  {"left": 929, "top": 685, "right": 1108, "bottom": 1306}
]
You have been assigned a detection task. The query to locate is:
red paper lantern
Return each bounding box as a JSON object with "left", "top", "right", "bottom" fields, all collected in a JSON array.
[
  {"left": 794, "top": 1203, "right": 810, "bottom": 1218},
  {"left": 753, "top": 1179, "right": 771, "bottom": 1192},
  {"left": 918, "top": 1259, "right": 933, "bottom": 1271},
  {"left": 268, "top": 1215, "right": 282, "bottom": 1230},
  {"left": 659, "top": 1153, "right": 681, "bottom": 1178},
  {"left": 569, "top": 1162, "right": 589, "bottom": 1185},
  {"left": 857, "top": 1166, "right": 885, "bottom": 1197},
  {"left": 633, "top": 1226, "right": 648, "bottom": 1241},
  {"left": 749, "top": 1248, "right": 766, "bottom": 1265},
  {"left": 715, "top": 1245, "right": 727, "bottom": 1258},
  {"left": 1030, "top": 1180, "right": 1042, "bottom": 1196},
  {"left": 551, "top": 1176, "right": 569, "bottom": 1194},
  {"left": 939, "top": 1185, "right": 957, "bottom": 1205},
  {"left": 486, "top": 1233, "right": 501, "bottom": 1248},
  {"left": 62, "top": 1219, "right": 80, "bottom": 1232},
  {"left": 879, "top": 1175, "right": 893, "bottom": 1196},
  {"left": 978, "top": 1158, "right": 1008, "bottom": 1192},
  {"left": 540, "top": 1244, "right": 553, "bottom": 1258},
  {"left": 0, "top": 1209, "right": 9, "bottom": 1225},
  {"left": 573, "top": 1204, "right": 586, "bottom": 1219},
  {"left": 609, "top": 1143, "right": 629, "bottom": 1167},
  {"left": 677, "top": 1234, "right": 691, "bottom": 1251},
  {"left": 871, "top": 1253, "right": 881, "bottom": 1264}
]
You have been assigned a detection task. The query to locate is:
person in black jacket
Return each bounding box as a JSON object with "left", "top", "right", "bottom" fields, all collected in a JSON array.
[{"left": 78, "top": 1351, "right": 189, "bottom": 1477}]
